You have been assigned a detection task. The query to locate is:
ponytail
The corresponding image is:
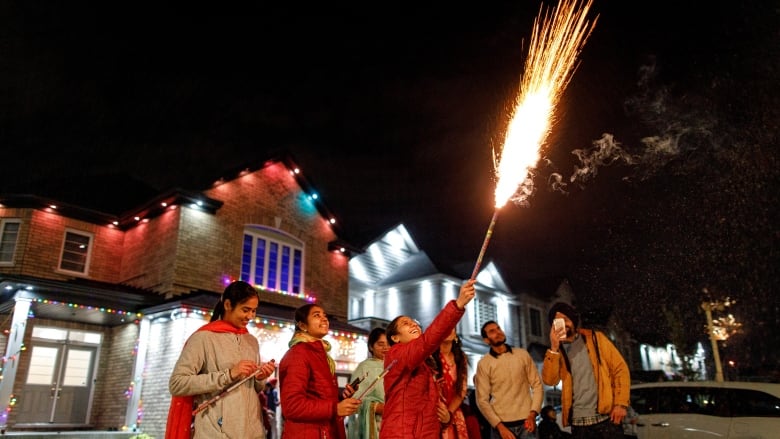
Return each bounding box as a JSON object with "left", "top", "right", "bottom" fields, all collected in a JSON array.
[{"left": 211, "top": 281, "right": 259, "bottom": 322}]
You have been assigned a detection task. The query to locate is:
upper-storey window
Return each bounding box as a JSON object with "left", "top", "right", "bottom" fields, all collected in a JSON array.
[
  {"left": 241, "top": 226, "right": 304, "bottom": 295},
  {"left": 58, "top": 229, "right": 93, "bottom": 275},
  {"left": 472, "top": 297, "right": 498, "bottom": 335},
  {"left": 529, "top": 306, "right": 543, "bottom": 337},
  {"left": 0, "top": 219, "right": 21, "bottom": 265}
]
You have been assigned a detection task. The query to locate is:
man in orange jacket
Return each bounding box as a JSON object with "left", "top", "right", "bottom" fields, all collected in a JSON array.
[{"left": 542, "top": 303, "right": 630, "bottom": 439}]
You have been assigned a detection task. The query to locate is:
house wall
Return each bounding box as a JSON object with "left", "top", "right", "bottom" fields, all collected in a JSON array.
[
  {"left": 90, "top": 322, "right": 140, "bottom": 429},
  {"left": 140, "top": 316, "right": 206, "bottom": 436},
  {"left": 120, "top": 208, "right": 181, "bottom": 294},
  {"left": 167, "top": 163, "right": 349, "bottom": 318},
  {"left": 521, "top": 293, "right": 551, "bottom": 347},
  {"left": 0, "top": 208, "right": 124, "bottom": 283},
  {"left": 369, "top": 278, "right": 454, "bottom": 327}
]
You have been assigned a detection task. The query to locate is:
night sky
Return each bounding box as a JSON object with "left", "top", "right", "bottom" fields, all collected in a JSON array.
[{"left": 2, "top": 2, "right": 778, "bottom": 375}]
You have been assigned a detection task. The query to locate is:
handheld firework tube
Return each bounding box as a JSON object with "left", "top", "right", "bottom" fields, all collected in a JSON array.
[
  {"left": 192, "top": 360, "right": 275, "bottom": 416},
  {"left": 354, "top": 359, "right": 398, "bottom": 401},
  {"left": 470, "top": 210, "right": 500, "bottom": 280}
]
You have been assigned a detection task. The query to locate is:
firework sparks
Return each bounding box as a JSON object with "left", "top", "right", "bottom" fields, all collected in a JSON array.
[{"left": 471, "top": 0, "right": 598, "bottom": 280}]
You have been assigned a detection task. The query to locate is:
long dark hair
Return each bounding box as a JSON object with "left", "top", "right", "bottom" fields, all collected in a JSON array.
[
  {"left": 293, "top": 303, "right": 315, "bottom": 330},
  {"left": 385, "top": 315, "right": 409, "bottom": 347},
  {"left": 433, "top": 333, "right": 468, "bottom": 397},
  {"left": 210, "top": 281, "right": 259, "bottom": 322},
  {"left": 386, "top": 315, "right": 439, "bottom": 373}
]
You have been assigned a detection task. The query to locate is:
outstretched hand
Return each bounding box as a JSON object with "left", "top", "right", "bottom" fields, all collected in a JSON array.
[{"left": 456, "top": 279, "right": 477, "bottom": 310}]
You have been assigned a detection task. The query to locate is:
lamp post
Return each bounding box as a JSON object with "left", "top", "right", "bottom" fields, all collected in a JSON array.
[
  {"left": 701, "top": 296, "right": 740, "bottom": 383},
  {"left": 701, "top": 301, "right": 724, "bottom": 382}
]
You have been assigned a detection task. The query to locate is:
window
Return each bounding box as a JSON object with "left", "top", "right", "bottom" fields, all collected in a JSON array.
[
  {"left": 639, "top": 386, "right": 729, "bottom": 417},
  {"left": 729, "top": 388, "right": 780, "bottom": 417},
  {"left": 241, "top": 226, "right": 304, "bottom": 294},
  {"left": 59, "top": 229, "right": 93, "bottom": 274},
  {"left": 631, "top": 387, "right": 658, "bottom": 414},
  {"left": 0, "top": 219, "right": 21, "bottom": 265},
  {"left": 472, "top": 297, "right": 498, "bottom": 334},
  {"left": 529, "top": 307, "right": 542, "bottom": 337}
]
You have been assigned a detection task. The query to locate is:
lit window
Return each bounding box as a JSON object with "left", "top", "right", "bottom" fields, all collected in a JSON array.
[
  {"left": 59, "top": 229, "right": 93, "bottom": 274},
  {"left": 241, "top": 226, "right": 304, "bottom": 294},
  {"left": 473, "top": 297, "right": 498, "bottom": 334},
  {"left": 0, "top": 219, "right": 21, "bottom": 265},
  {"left": 529, "top": 307, "right": 543, "bottom": 337}
]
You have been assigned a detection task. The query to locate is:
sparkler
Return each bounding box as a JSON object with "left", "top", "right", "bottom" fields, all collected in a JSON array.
[
  {"left": 354, "top": 359, "right": 398, "bottom": 400},
  {"left": 471, "top": 0, "right": 598, "bottom": 280},
  {"left": 192, "top": 361, "right": 274, "bottom": 415}
]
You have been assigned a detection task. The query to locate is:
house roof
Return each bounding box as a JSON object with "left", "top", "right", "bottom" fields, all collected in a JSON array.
[
  {"left": 378, "top": 251, "right": 440, "bottom": 285},
  {"left": 0, "top": 151, "right": 357, "bottom": 249}
]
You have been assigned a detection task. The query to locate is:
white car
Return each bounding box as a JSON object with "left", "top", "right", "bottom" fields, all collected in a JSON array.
[{"left": 630, "top": 381, "right": 780, "bottom": 438}]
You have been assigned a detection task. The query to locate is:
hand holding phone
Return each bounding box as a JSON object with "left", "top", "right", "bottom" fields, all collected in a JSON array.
[
  {"left": 349, "top": 376, "right": 364, "bottom": 391},
  {"left": 553, "top": 318, "right": 566, "bottom": 339}
]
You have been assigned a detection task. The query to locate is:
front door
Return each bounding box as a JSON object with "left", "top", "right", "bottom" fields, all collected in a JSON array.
[{"left": 16, "top": 340, "right": 98, "bottom": 425}]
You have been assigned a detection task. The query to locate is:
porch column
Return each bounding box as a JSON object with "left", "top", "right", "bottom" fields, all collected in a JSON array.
[
  {"left": 0, "top": 297, "right": 32, "bottom": 430},
  {"left": 125, "top": 316, "right": 150, "bottom": 432}
]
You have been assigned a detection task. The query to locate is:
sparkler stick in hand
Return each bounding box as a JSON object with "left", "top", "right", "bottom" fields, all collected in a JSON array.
[
  {"left": 354, "top": 359, "right": 398, "bottom": 401},
  {"left": 471, "top": 210, "right": 500, "bottom": 280},
  {"left": 192, "top": 361, "right": 275, "bottom": 416},
  {"left": 471, "top": 0, "right": 597, "bottom": 279}
]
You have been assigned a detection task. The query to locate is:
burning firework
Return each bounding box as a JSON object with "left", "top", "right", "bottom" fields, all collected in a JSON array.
[{"left": 471, "top": 0, "right": 598, "bottom": 280}]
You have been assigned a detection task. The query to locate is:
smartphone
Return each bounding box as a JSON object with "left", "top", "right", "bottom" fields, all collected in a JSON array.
[
  {"left": 553, "top": 317, "right": 565, "bottom": 336},
  {"left": 349, "top": 376, "right": 364, "bottom": 390}
]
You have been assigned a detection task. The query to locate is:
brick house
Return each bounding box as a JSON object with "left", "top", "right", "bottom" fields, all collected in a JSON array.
[{"left": 0, "top": 154, "right": 367, "bottom": 437}]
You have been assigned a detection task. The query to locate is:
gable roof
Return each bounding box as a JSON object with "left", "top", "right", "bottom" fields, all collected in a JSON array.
[
  {"left": 378, "top": 251, "right": 440, "bottom": 285},
  {"left": 350, "top": 223, "right": 515, "bottom": 296},
  {"left": 0, "top": 151, "right": 357, "bottom": 249},
  {"left": 349, "top": 223, "right": 420, "bottom": 285}
]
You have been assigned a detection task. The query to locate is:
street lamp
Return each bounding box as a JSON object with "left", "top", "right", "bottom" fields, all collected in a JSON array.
[{"left": 727, "top": 360, "right": 739, "bottom": 381}]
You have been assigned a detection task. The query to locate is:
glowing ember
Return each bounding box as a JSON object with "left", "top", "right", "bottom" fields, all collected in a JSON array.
[{"left": 494, "top": 0, "right": 597, "bottom": 208}]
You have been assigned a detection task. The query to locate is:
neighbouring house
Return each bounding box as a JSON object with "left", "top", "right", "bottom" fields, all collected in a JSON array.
[
  {"left": 345, "top": 223, "right": 576, "bottom": 407},
  {"left": 0, "top": 154, "right": 367, "bottom": 438}
]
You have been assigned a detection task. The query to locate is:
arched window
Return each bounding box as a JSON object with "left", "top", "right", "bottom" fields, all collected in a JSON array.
[{"left": 241, "top": 226, "right": 304, "bottom": 294}]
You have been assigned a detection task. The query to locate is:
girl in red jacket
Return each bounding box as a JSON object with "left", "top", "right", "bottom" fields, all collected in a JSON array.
[
  {"left": 380, "top": 280, "right": 476, "bottom": 438},
  {"left": 279, "top": 304, "right": 362, "bottom": 439}
]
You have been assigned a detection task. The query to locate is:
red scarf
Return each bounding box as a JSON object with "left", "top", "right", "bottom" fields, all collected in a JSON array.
[{"left": 165, "top": 320, "right": 248, "bottom": 439}]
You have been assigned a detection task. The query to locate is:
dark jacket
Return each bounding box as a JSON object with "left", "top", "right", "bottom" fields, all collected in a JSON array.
[{"left": 538, "top": 418, "right": 567, "bottom": 439}]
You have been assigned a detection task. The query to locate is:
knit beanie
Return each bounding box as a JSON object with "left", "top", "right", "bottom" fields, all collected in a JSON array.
[{"left": 548, "top": 302, "right": 580, "bottom": 328}]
